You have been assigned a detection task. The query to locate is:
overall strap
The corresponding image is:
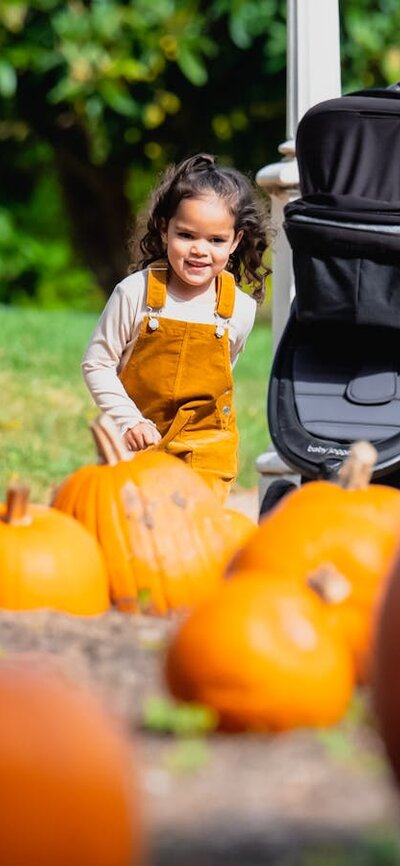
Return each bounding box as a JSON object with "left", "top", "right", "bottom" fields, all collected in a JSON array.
[
  {"left": 146, "top": 262, "right": 168, "bottom": 309},
  {"left": 215, "top": 270, "right": 236, "bottom": 319},
  {"left": 214, "top": 270, "right": 236, "bottom": 337}
]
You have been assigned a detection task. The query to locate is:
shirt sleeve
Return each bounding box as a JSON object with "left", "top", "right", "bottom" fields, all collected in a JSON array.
[
  {"left": 230, "top": 291, "right": 257, "bottom": 367},
  {"left": 81, "top": 279, "right": 154, "bottom": 435}
]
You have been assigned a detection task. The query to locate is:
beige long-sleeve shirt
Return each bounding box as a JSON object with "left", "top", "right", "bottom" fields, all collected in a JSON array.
[{"left": 82, "top": 268, "right": 257, "bottom": 434}]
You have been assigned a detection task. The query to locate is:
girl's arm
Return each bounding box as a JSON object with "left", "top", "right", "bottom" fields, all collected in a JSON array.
[
  {"left": 81, "top": 279, "right": 159, "bottom": 442},
  {"left": 230, "top": 290, "right": 257, "bottom": 365}
]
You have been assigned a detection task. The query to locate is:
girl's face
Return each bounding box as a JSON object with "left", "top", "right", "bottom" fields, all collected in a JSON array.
[{"left": 162, "top": 192, "right": 243, "bottom": 296}]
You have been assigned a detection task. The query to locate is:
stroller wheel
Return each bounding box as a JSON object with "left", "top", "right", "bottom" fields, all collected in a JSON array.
[{"left": 259, "top": 479, "right": 297, "bottom": 521}]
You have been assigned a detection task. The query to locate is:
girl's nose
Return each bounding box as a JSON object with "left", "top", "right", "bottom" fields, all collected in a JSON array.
[{"left": 190, "top": 239, "right": 207, "bottom": 255}]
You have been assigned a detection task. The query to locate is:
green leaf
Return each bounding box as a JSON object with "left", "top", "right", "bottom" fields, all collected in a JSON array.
[
  {"left": 142, "top": 695, "right": 218, "bottom": 736},
  {"left": 176, "top": 45, "right": 208, "bottom": 86},
  {"left": 48, "top": 77, "right": 85, "bottom": 104},
  {"left": 99, "top": 80, "right": 138, "bottom": 116},
  {"left": 0, "top": 61, "right": 17, "bottom": 97},
  {"left": 229, "top": 15, "right": 251, "bottom": 49}
]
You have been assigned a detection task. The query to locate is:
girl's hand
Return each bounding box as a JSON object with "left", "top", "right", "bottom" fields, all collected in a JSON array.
[{"left": 123, "top": 422, "right": 162, "bottom": 452}]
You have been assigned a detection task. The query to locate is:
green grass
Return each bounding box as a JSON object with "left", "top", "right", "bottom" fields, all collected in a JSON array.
[
  {"left": 234, "top": 318, "right": 272, "bottom": 485},
  {"left": 0, "top": 305, "right": 272, "bottom": 503}
]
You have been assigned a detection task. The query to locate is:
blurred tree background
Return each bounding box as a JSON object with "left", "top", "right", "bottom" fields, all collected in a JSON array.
[{"left": 1, "top": 0, "right": 400, "bottom": 310}]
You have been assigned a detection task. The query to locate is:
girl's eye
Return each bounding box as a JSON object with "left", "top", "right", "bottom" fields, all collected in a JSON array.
[
  {"left": 178, "top": 231, "right": 192, "bottom": 239},
  {"left": 211, "top": 237, "right": 225, "bottom": 244}
]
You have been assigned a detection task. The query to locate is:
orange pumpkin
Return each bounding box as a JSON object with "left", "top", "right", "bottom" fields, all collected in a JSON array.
[
  {"left": 165, "top": 571, "right": 354, "bottom": 732},
  {"left": 0, "top": 483, "right": 109, "bottom": 615},
  {"left": 53, "top": 414, "right": 233, "bottom": 614},
  {"left": 221, "top": 508, "right": 257, "bottom": 567},
  {"left": 230, "top": 443, "right": 400, "bottom": 682},
  {"left": 0, "top": 657, "right": 142, "bottom": 866}
]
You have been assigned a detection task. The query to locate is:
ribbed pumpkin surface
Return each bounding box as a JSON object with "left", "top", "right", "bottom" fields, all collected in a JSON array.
[{"left": 54, "top": 443, "right": 230, "bottom": 613}]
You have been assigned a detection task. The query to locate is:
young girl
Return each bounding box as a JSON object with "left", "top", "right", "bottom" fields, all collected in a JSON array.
[{"left": 82, "top": 153, "right": 270, "bottom": 501}]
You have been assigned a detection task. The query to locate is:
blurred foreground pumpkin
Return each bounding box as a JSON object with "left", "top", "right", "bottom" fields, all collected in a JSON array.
[
  {"left": 230, "top": 442, "right": 400, "bottom": 682},
  {"left": 0, "top": 483, "right": 109, "bottom": 615},
  {"left": 0, "top": 658, "right": 142, "bottom": 866},
  {"left": 165, "top": 572, "right": 354, "bottom": 732},
  {"left": 53, "top": 414, "right": 239, "bottom": 614}
]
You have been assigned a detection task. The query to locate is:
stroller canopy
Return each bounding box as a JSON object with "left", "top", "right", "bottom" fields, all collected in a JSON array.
[{"left": 297, "top": 89, "right": 400, "bottom": 202}]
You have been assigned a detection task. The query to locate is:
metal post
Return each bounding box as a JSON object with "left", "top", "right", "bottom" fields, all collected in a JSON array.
[{"left": 255, "top": 0, "right": 341, "bottom": 508}]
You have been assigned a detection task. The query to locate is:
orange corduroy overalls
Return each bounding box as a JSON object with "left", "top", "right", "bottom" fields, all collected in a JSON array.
[{"left": 119, "top": 263, "right": 239, "bottom": 501}]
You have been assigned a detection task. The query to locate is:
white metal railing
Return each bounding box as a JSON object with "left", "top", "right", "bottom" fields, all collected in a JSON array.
[{"left": 255, "top": 0, "right": 341, "bottom": 505}]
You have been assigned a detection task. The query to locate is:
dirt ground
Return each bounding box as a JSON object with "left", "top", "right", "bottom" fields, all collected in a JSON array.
[{"left": 2, "top": 486, "right": 400, "bottom": 866}]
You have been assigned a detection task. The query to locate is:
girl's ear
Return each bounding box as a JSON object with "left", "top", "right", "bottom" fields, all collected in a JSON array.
[{"left": 230, "top": 230, "right": 244, "bottom": 253}]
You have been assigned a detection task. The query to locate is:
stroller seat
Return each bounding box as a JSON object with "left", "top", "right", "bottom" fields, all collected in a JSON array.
[
  {"left": 267, "top": 85, "right": 400, "bottom": 485},
  {"left": 293, "top": 329, "right": 400, "bottom": 441}
]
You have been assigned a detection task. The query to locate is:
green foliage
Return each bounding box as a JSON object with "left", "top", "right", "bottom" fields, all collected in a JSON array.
[
  {"left": 1, "top": 0, "right": 287, "bottom": 305},
  {"left": 0, "top": 134, "right": 103, "bottom": 310},
  {"left": 0, "top": 0, "right": 287, "bottom": 163},
  {"left": 142, "top": 695, "right": 218, "bottom": 736},
  {"left": 2, "top": 1, "right": 399, "bottom": 308},
  {"left": 300, "top": 834, "right": 400, "bottom": 866},
  {"left": 341, "top": 0, "right": 400, "bottom": 91},
  {"left": 0, "top": 203, "right": 103, "bottom": 311}
]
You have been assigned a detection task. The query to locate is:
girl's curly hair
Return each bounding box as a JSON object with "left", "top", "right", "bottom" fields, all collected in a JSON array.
[{"left": 129, "top": 153, "right": 272, "bottom": 303}]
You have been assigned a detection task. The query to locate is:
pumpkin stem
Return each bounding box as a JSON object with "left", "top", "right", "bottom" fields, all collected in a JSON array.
[
  {"left": 307, "top": 563, "right": 352, "bottom": 604},
  {"left": 90, "top": 414, "right": 133, "bottom": 466},
  {"left": 3, "top": 483, "right": 32, "bottom": 526},
  {"left": 337, "top": 440, "right": 377, "bottom": 490}
]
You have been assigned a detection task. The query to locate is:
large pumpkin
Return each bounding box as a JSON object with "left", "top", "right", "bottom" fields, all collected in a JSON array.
[
  {"left": 229, "top": 442, "right": 400, "bottom": 682},
  {"left": 0, "top": 483, "right": 109, "bottom": 615},
  {"left": 0, "top": 657, "right": 142, "bottom": 866},
  {"left": 53, "top": 414, "right": 237, "bottom": 614},
  {"left": 165, "top": 571, "right": 354, "bottom": 732}
]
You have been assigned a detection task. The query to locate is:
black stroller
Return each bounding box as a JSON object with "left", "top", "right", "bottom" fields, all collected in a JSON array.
[{"left": 262, "top": 83, "right": 400, "bottom": 516}]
